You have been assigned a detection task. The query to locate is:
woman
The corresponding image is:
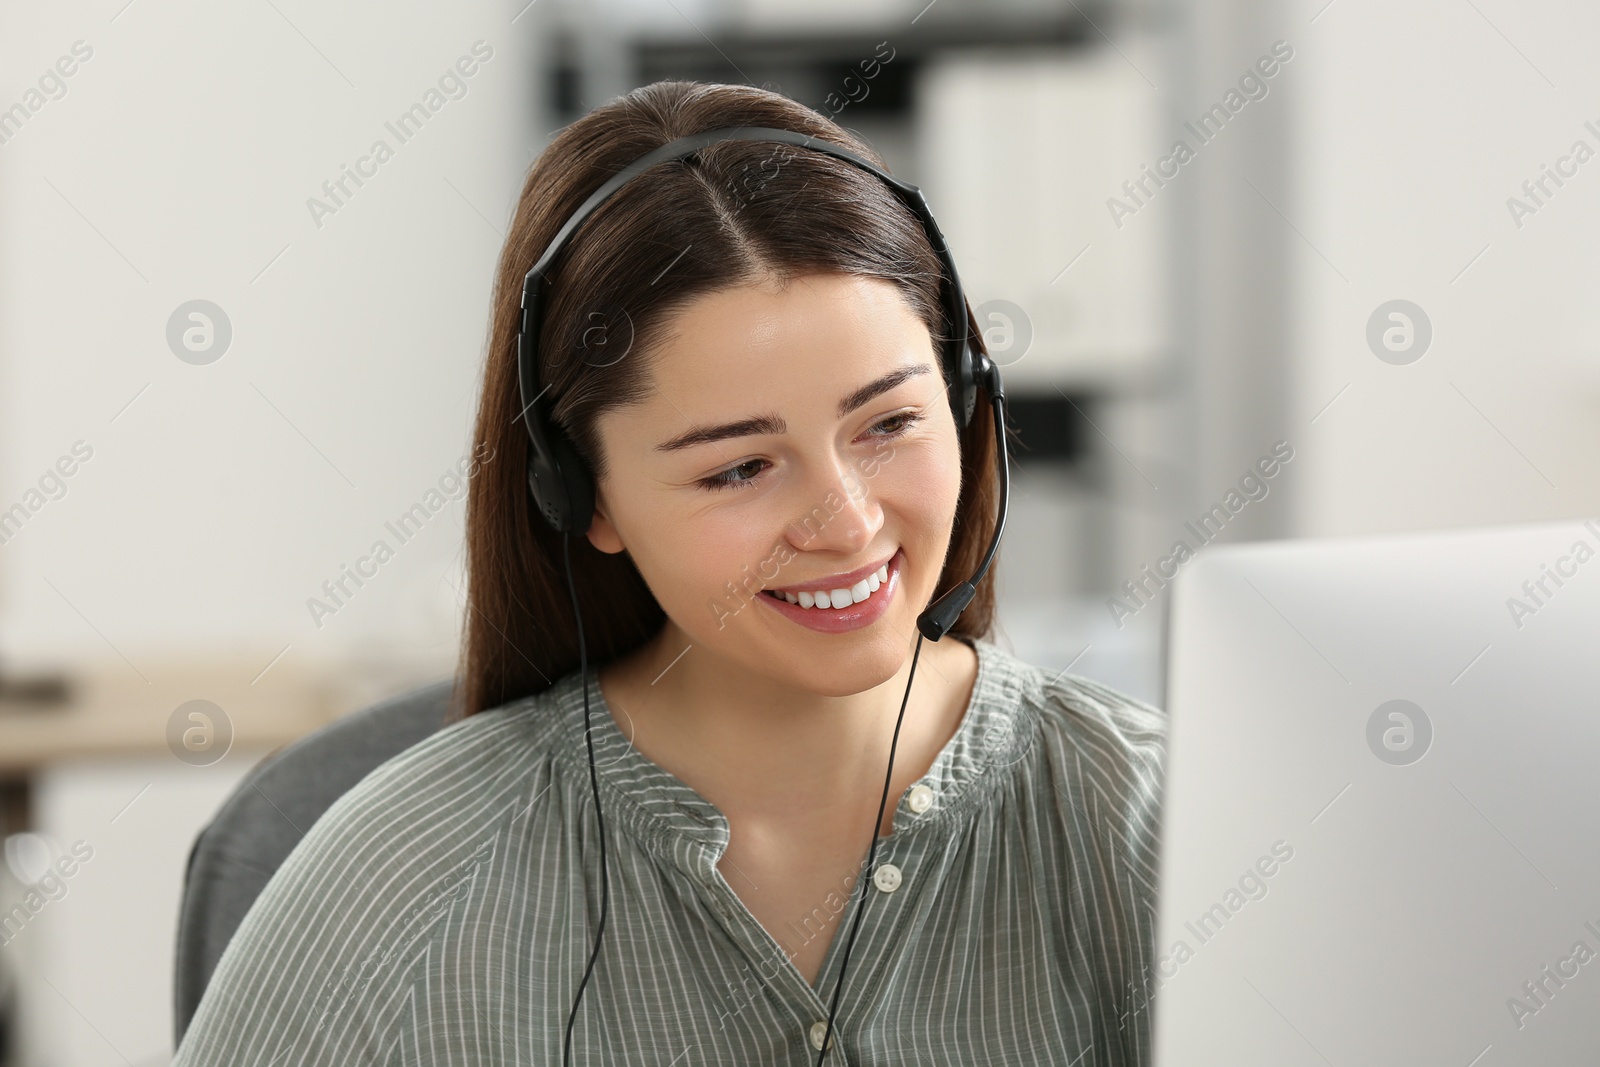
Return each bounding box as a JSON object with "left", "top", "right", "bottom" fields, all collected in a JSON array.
[{"left": 173, "top": 80, "right": 1166, "bottom": 1065}]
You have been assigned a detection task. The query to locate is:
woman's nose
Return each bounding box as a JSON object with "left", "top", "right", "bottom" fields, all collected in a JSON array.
[{"left": 783, "top": 456, "right": 883, "bottom": 554}]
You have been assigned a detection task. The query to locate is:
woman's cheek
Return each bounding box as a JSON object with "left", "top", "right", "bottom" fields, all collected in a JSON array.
[
  {"left": 701, "top": 525, "right": 770, "bottom": 597},
  {"left": 755, "top": 549, "right": 783, "bottom": 583},
  {"left": 685, "top": 525, "right": 784, "bottom": 637},
  {"left": 903, "top": 445, "right": 964, "bottom": 598},
  {"left": 893, "top": 441, "right": 961, "bottom": 514},
  {"left": 859, "top": 437, "right": 896, "bottom": 479}
]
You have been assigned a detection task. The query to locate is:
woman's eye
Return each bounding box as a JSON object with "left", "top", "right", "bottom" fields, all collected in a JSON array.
[
  {"left": 869, "top": 411, "right": 921, "bottom": 437},
  {"left": 698, "top": 459, "right": 767, "bottom": 492},
  {"left": 695, "top": 411, "right": 923, "bottom": 492}
]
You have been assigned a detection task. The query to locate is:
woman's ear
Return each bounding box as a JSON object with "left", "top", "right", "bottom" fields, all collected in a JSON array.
[{"left": 585, "top": 484, "right": 627, "bottom": 555}]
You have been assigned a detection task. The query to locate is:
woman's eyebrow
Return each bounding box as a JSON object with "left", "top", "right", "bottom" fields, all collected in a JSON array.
[{"left": 653, "top": 363, "right": 933, "bottom": 453}]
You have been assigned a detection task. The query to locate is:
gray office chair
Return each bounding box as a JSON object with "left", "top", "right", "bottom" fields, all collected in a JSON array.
[{"left": 172, "top": 677, "right": 455, "bottom": 1047}]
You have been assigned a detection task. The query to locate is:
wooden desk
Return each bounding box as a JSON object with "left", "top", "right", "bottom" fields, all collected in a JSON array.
[{"left": 0, "top": 653, "right": 454, "bottom": 775}]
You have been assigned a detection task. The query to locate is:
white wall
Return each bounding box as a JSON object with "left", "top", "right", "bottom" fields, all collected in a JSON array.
[
  {"left": 0, "top": 0, "right": 546, "bottom": 678},
  {"left": 1291, "top": 0, "right": 1600, "bottom": 533}
]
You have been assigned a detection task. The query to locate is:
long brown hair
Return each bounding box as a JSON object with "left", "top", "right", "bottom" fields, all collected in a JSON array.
[{"left": 448, "top": 80, "right": 1005, "bottom": 723}]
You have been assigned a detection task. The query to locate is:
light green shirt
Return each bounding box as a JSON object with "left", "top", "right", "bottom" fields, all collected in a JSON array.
[{"left": 173, "top": 636, "right": 1167, "bottom": 1065}]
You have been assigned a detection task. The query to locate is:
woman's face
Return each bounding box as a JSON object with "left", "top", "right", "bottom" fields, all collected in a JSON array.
[{"left": 585, "top": 272, "right": 965, "bottom": 697}]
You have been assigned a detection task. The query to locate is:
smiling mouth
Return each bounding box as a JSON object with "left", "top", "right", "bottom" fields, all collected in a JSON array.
[{"left": 762, "top": 560, "right": 891, "bottom": 610}]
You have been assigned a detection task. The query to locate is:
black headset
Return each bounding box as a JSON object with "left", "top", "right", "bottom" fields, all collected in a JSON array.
[{"left": 515, "top": 125, "right": 1010, "bottom": 1066}]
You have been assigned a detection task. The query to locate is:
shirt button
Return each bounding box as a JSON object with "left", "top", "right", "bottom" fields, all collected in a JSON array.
[
  {"left": 809, "top": 1020, "right": 836, "bottom": 1051},
  {"left": 873, "top": 863, "right": 902, "bottom": 893},
  {"left": 907, "top": 784, "right": 934, "bottom": 813}
]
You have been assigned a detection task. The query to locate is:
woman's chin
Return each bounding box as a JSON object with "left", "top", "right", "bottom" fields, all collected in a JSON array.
[{"left": 755, "top": 632, "right": 915, "bottom": 698}]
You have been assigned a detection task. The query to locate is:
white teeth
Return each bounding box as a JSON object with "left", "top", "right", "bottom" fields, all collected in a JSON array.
[{"left": 769, "top": 558, "right": 895, "bottom": 610}]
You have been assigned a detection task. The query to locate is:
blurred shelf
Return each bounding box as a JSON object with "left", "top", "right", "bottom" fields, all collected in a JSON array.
[
  {"left": 550, "top": 7, "right": 1106, "bottom": 123},
  {"left": 632, "top": 12, "right": 1099, "bottom": 70}
]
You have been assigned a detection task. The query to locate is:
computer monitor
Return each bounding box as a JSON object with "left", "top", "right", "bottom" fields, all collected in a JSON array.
[{"left": 1153, "top": 518, "right": 1600, "bottom": 1066}]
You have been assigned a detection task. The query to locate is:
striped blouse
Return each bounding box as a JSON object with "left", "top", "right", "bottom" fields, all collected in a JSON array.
[{"left": 171, "top": 636, "right": 1167, "bottom": 1065}]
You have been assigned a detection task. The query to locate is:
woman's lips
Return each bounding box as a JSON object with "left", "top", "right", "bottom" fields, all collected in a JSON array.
[
  {"left": 762, "top": 549, "right": 898, "bottom": 596},
  {"left": 756, "top": 548, "right": 902, "bottom": 635}
]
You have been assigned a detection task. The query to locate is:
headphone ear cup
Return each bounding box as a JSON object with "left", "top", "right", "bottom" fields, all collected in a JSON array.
[
  {"left": 953, "top": 336, "right": 978, "bottom": 430},
  {"left": 525, "top": 418, "right": 594, "bottom": 535},
  {"left": 525, "top": 448, "right": 565, "bottom": 533},
  {"left": 551, "top": 429, "right": 595, "bottom": 535}
]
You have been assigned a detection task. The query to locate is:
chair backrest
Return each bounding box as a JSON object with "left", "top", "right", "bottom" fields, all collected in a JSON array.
[{"left": 173, "top": 677, "right": 454, "bottom": 1046}]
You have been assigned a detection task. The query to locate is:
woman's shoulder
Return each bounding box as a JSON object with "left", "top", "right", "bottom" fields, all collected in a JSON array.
[
  {"left": 172, "top": 681, "right": 577, "bottom": 1063},
  {"left": 275, "top": 675, "right": 579, "bottom": 900},
  {"left": 1036, "top": 663, "right": 1167, "bottom": 762},
  {"left": 291, "top": 684, "right": 568, "bottom": 849},
  {"left": 980, "top": 640, "right": 1166, "bottom": 845},
  {"left": 982, "top": 642, "right": 1165, "bottom": 937},
  {"left": 347, "top": 684, "right": 568, "bottom": 805},
  {"left": 980, "top": 639, "right": 1167, "bottom": 766}
]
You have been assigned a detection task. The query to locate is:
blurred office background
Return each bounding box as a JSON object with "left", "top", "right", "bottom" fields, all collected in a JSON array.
[{"left": 2, "top": 0, "right": 1598, "bottom": 1062}]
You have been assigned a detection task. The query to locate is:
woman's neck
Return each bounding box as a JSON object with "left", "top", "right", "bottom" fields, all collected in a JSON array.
[{"left": 595, "top": 624, "right": 979, "bottom": 831}]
